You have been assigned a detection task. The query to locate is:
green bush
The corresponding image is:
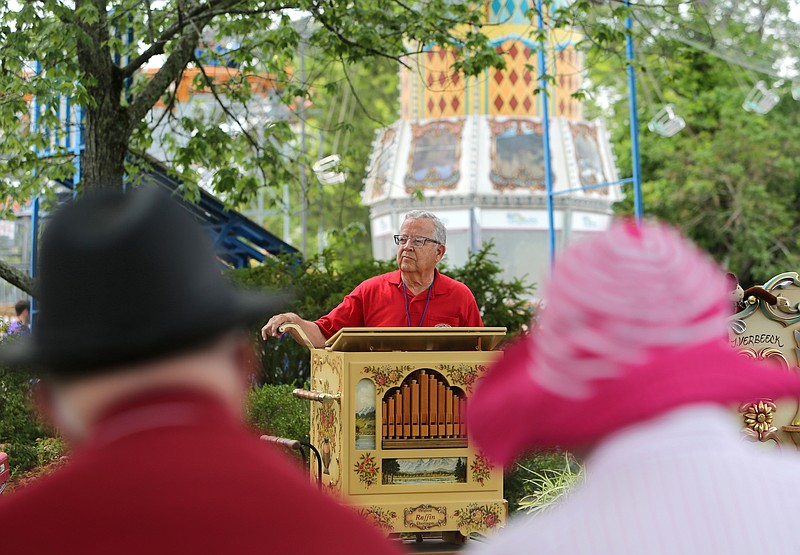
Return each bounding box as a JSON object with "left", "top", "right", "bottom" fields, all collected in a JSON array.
[
  {"left": 233, "top": 243, "right": 535, "bottom": 385},
  {"left": 503, "top": 452, "right": 571, "bottom": 512},
  {"left": 246, "top": 384, "right": 310, "bottom": 444},
  {"left": 35, "top": 436, "right": 66, "bottom": 466},
  {"left": 0, "top": 367, "right": 50, "bottom": 477}
]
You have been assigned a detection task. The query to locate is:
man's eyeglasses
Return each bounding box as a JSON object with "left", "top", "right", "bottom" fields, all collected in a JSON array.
[{"left": 394, "top": 235, "right": 441, "bottom": 247}]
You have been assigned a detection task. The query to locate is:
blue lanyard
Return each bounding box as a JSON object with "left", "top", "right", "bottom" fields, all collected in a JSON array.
[{"left": 402, "top": 275, "right": 434, "bottom": 327}]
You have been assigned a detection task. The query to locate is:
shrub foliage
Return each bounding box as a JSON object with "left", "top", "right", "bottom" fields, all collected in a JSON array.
[{"left": 0, "top": 368, "right": 49, "bottom": 477}]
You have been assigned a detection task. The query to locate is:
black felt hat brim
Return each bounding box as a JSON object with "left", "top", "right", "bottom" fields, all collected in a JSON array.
[
  {"left": 0, "top": 290, "right": 289, "bottom": 376},
  {"left": 0, "top": 188, "right": 292, "bottom": 378}
]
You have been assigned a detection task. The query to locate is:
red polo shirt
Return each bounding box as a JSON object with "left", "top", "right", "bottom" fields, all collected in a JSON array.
[{"left": 315, "top": 269, "right": 483, "bottom": 338}]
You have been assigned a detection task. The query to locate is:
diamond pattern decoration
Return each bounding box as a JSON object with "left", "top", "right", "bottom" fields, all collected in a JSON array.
[
  {"left": 519, "top": 0, "right": 529, "bottom": 17},
  {"left": 553, "top": 45, "right": 580, "bottom": 121},
  {"left": 494, "top": 69, "right": 504, "bottom": 85},
  {"left": 427, "top": 51, "right": 435, "bottom": 62},
  {"left": 489, "top": 39, "right": 538, "bottom": 116},
  {"left": 422, "top": 48, "right": 465, "bottom": 118},
  {"left": 491, "top": 0, "right": 502, "bottom": 16},
  {"left": 506, "top": 0, "right": 517, "bottom": 20},
  {"left": 523, "top": 97, "right": 532, "bottom": 111}
]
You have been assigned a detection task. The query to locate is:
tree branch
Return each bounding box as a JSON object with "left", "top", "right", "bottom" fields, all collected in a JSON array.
[
  {"left": 120, "top": 0, "right": 283, "bottom": 78},
  {"left": 120, "top": 0, "right": 219, "bottom": 78},
  {"left": 0, "top": 259, "right": 35, "bottom": 296},
  {"left": 127, "top": 30, "right": 200, "bottom": 124},
  {"left": 193, "top": 59, "right": 263, "bottom": 152},
  {"left": 75, "top": 0, "right": 121, "bottom": 93},
  {"left": 310, "top": 7, "right": 411, "bottom": 67}
]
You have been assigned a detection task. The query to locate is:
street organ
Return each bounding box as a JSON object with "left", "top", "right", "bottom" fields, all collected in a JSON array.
[{"left": 286, "top": 325, "right": 507, "bottom": 538}]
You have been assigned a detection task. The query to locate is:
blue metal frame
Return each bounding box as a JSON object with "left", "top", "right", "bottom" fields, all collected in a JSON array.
[
  {"left": 540, "top": 0, "right": 644, "bottom": 272},
  {"left": 625, "top": 0, "right": 644, "bottom": 225},
  {"left": 536, "top": 0, "right": 556, "bottom": 271},
  {"left": 54, "top": 159, "right": 300, "bottom": 269},
  {"left": 29, "top": 62, "right": 43, "bottom": 330}
]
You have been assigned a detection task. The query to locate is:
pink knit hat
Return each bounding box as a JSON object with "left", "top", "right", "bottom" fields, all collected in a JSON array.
[{"left": 469, "top": 220, "right": 800, "bottom": 466}]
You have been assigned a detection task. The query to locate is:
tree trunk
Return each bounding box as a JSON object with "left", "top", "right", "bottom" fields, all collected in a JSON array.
[
  {"left": 0, "top": 259, "right": 35, "bottom": 296},
  {"left": 75, "top": 0, "right": 133, "bottom": 192},
  {"left": 81, "top": 100, "right": 131, "bottom": 191}
]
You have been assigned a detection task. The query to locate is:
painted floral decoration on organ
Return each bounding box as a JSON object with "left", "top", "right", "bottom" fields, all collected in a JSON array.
[
  {"left": 363, "top": 365, "right": 411, "bottom": 394},
  {"left": 452, "top": 503, "right": 503, "bottom": 533},
  {"left": 357, "top": 506, "right": 398, "bottom": 533},
  {"left": 471, "top": 453, "right": 493, "bottom": 486},
  {"left": 355, "top": 453, "right": 380, "bottom": 487}
]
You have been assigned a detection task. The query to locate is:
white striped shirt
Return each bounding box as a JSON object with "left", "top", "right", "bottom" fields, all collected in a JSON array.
[{"left": 469, "top": 405, "right": 800, "bottom": 554}]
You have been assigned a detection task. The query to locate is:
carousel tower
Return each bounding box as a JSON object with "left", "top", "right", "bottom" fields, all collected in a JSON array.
[{"left": 363, "top": 1, "right": 623, "bottom": 289}]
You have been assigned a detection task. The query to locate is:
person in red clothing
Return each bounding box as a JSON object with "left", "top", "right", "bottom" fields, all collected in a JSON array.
[
  {"left": 0, "top": 188, "right": 404, "bottom": 555},
  {"left": 262, "top": 210, "right": 483, "bottom": 348}
]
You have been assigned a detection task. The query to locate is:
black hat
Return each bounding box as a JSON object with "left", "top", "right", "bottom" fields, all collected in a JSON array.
[{"left": 0, "top": 187, "right": 287, "bottom": 377}]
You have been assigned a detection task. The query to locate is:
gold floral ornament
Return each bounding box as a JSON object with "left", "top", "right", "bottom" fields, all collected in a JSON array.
[
  {"left": 354, "top": 453, "right": 380, "bottom": 488},
  {"left": 740, "top": 400, "right": 778, "bottom": 441}
]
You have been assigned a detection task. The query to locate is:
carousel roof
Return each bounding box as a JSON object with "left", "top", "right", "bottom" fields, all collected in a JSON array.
[{"left": 363, "top": 114, "right": 623, "bottom": 211}]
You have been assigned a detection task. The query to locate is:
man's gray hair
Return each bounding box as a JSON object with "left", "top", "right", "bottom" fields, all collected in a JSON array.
[{"left": 404, "top": 210, "right": 446, "bottom": 245}]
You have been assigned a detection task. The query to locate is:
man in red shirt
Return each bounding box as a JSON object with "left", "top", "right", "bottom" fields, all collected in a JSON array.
[
  {"left": 0, "top": 189, "right": 404, "bottom": 555},
  {"left": 262, "top": 210, "right": 483, "bottom": 348}
]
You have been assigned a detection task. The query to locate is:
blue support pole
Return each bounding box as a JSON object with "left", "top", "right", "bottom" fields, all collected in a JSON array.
[
  {"left": 29, "top": 197, "right": 39, "bottom": 330},
  {"left": 74, "top": 104, "right": 82, "bottom": 193},
  {"left": 65, "top": 95, "right": 71, "bottom": 151},
  {"left": 625, "top": 0, "right": 644, "bottom": 225},
  {"left": 30, "top": 62, "right": 42, "bottom": 330},
  {"left": 536, "top": 0, "right": 556, "bottom": 271}
]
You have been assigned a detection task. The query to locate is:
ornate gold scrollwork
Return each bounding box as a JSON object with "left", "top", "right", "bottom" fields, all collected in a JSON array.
[{"left": 760, "top": 348, "right": 790, "bottom": 371}]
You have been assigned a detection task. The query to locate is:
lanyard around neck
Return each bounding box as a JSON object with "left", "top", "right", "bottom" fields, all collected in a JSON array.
[{"left": 402, "top": 274, "right": 434, "bottom": 327}]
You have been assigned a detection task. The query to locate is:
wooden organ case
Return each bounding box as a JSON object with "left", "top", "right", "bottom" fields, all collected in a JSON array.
[{"left": 289, "top": 326, "right": 507, "bottom": 538}]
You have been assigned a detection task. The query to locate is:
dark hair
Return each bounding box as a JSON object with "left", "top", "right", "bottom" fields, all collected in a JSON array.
[{"left": 14, "top": 299, "right": 29, "bottom": 317}]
